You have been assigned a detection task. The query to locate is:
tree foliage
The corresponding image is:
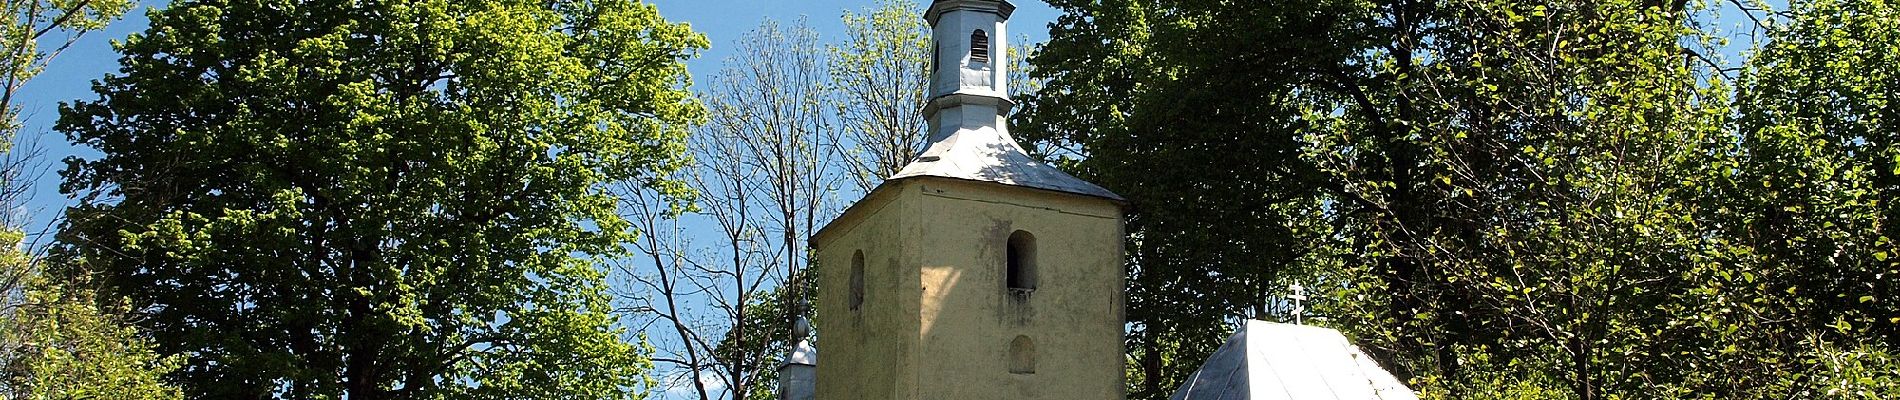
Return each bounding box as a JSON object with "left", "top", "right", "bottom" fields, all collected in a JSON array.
[
  {"left": 1719, "top": 0, "right": 1900, "bottom": 396},
  {"left": 2, "top": 0, "right": 134, "bottom": 136},
  {"left": 0, "top": 0, "right": 176, "bottom": 397},
  {"left": 1019, "top": 0, "right": 1900, "bottom": 398},
  {"left": 828, "top": 0, "right": 929, "bottom": 193},
  {"left": 52, "top": 0, "right": 704, "bottom": 398},
  {"left": 615, "top": 16, "right": 838, "bottom": 400},
  {"left": 0, "top": 229, "right": 182, "bottom": 400},
  {"left": 1017, "top": 0, "right": 1362, "bottom": 396}
]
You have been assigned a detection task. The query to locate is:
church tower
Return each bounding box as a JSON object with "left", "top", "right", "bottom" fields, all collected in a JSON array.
[{"left": 809, "top": 1, "right": 1127, "bottom": 399}]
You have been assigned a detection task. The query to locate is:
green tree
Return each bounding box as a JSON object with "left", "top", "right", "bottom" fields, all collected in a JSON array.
[
  {"left": 1016, "top": 1, "right": 1358, "bottom": 396},
  {"left": 52, "top": 0, "right": 705, "bottom": 398},
  {"left": 1728, "top": 0, "right": 1899, "bottom": 341},
  {"left": 0, "top": 231, "right": 182, "bottom": 399},
  {"left": 3, "top": 0, "right": 134, "bottom": 137},
  {"left": 1021, "top": 0, "right": 1744, "bottom": 398},
  {"left": 1717, "top": 0, "right": 1900, "bottom": 396},
  {"left": 827, "top": 0, "right": 929, "bottom": 193},
  {"left": 1303, "top": 1, "right": 1736, "bottom": 397},
  {"left": 0, "top": 0, "right": 176, "bottom": 397}
]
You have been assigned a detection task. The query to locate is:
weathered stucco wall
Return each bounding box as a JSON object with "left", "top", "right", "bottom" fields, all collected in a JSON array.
[
  {"left": 813, "top": 177, "right": 1125, "bottom": 400},
  {"left": 814, "top": 180, "right": 921, "bottom": 400}
]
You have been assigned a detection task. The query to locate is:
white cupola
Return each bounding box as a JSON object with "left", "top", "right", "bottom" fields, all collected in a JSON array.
[
  {"left": 919, "top": 0, "right": 1014, "bottom": 149},
  {"left": 899, "top": 0, "right": 1120, "bottom": 200},
  {"left": 926, "top": 0, "right": 1013, "bottom": 103}
]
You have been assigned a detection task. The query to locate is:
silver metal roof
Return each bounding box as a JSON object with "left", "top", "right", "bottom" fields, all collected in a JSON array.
[
  {"left": 778, "top": 339, "right": 815, "bottom": 400},
  {"left": 786, "top": 317, "right": 816, "bottom": 366},
  {"left": 778, "top": 317, "right": 816, "bottom": 400},
  {"left": 784, "top": 339, "right": 816, "bottom": 366},
  {"left": 1171, "top": 320, "right": 1417, "bottom": 400},
  {"left": 888, "top": 121, "right": 1123, "bottom": 202}
]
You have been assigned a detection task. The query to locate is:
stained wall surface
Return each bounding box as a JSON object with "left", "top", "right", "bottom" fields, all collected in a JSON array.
[
  {"left": 813, "top": 180, "right": 920, "bottom": 400},
  {"left": 812, "top": 177, "right": 1125, "bottom": 400}
]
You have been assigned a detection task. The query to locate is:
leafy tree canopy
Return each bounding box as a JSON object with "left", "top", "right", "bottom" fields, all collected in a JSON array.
[
  {"left": 52, "top": 0, "right": 705, "bottom": 398},
  {"left": 0, "top": 229, "right": 183, "bottom": 400},
  {"left": 1019, "top": 0, "right": 1900, "bottom": 398}
]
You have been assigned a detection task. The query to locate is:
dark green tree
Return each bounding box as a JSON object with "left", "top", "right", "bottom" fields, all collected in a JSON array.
[
  {"left": 1728, "top": 0, "right": 1899, "bottom": 338},
  {"left": 52, "top": 0, "right": 705, "bottom": 398},
  {"left": 1019, "top": 0, "right": 1753, "bottom": 398},
  {"left": 1015, "top": 2, "right": 1342, "bottom": 396},
  {"left": 1716, "top": 0, "right": 1900, "bottom": 397}
]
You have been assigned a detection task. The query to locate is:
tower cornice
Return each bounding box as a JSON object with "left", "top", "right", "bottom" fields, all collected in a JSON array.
[
  {"left": 921, "top": 92, "right": 1015, "bottom": 120},
  {"left": 925, "top": 0, "right": 1016, "bottom": 25}
]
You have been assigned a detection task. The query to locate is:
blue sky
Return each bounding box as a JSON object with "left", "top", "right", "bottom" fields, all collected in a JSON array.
[
  {"left": 652, "top": 0, "right": 1061, "bottom": 78},
  {"left": 11, "top": 0, "right": 1771, "bottom": 244},
  {"left": 10, "top": 0, "right": 1062, "bottom": 242}
]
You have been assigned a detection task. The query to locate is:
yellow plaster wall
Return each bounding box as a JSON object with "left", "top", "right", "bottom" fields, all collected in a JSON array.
[
  {"left": 813, "top": 181, "right": 922, "bottom": 400},
  {"left": 813, "top": 177, "right": 1126, "bottom": 400}
]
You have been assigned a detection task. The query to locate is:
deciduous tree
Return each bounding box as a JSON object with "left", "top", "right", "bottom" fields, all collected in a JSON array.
[
  {"left": 828, "top": 0, "right": 929, "bottom": 193},
  {"left": 0, "top": 0, "right": 177, "bottom": 398},
  {"left": 52, "top": 0, "right": 705, "bottom": 398},
  {"left": 0, "top": 231, "right": 181, "bottom": 399},
  {"left": 615, "top": 17, "right": 835, "bottom": 400},
  {"left": 1018, "top": 0, "right": 1788, "bottom": 398}
]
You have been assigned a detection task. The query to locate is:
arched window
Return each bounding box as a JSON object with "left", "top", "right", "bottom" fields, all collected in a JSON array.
[
  {"left": 1006, "top": 230, "right": 1036, "bottom": 293},
  {"left": 850, "top": 250, "right": 866, "bottom": 312},
  {"left": 970, "top": 29, "right": 990, "bottom": 64},
  {"left": 1008, "top": 335, "right": 1036, "bottom": 374}
]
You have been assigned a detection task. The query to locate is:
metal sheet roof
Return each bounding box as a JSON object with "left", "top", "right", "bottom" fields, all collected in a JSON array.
[
  {"left": 888, "top": 124, "right": 1123, "bottom": 202},
  {"left": 1170, "top": 320, "right": 1417, "bottom": 400}
]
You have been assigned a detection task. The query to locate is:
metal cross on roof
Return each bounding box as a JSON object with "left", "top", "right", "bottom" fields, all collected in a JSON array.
[{"left": 1287, "top": 283, "right": 1307, "bottom": 325}]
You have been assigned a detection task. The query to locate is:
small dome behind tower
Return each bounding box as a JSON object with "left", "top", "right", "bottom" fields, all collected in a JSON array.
[{"left": 1170, "top": 321, "right": 1418, "bottom": 400}]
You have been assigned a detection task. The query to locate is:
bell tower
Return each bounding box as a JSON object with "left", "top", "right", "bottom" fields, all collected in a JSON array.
[{"left": 810, "top": 1, "right": 1127, "bottom": 399}]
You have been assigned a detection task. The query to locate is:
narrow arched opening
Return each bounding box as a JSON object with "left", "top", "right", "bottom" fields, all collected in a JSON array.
[
  {"left": 849, "top": 250, "right": 866, "bottom": 312},
  {"left": 930, "top": 42, "right": 940, "bottom": 73},
  {"left": 1008, "top": 335, "right": 1036, "bottom": 374},
  {"left": 970, "top": 29, "right": 990, "bottom": 64},
  {"left": 1006, "top": 230, "right": 1036, "bottom": 294}
]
